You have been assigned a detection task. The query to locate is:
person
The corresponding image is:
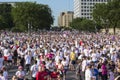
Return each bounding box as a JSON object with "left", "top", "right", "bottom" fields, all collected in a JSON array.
[
  {"left": 76, "top": 60, "right": 81, "bottom": 80},
  {"left": 70, "top": 51, "right": 76, "bottom": 71},
  {"left": 85, "top": 65, "right": 93, "bottom": 80},
  {"left": 13, "top": 49, "right": 18, "bottom": 65},
  {"left": 2, "top": 66, "right": 8, "bottom": 80},
  {"left": 0, "top": 70, "right": 5, "bottom": 80},
  {"left": 12, "top": 75, "right": 17, "bottom": 80},
  {"left": 91, "top": 65, "right": 99, "bottom": 80},
  {"left": 114, "top": 76, "right": 120, "bottom": 80},
  {"left": 50, "top": 69, "right": 59, "bottom": 80},
  {"left": 15, "top": 66, "right": 25, "bottom": 80},
  {"left": 109, "top": 69, "right": 114, "bottom": 80},
  {"left": 101, "top": 63, "right": 108, "bottom": 80},
  {"left": 0, "top": 53, "right": 4, "bottom": 70},
  {"left": 57, "top": 60, "right": 63, "bottom": 79},
  {"left": 36, "top": 66, "right": 49, "bottom": 80},
  {"left": 25, "top": 52, "right": 31, "bottom": 74},
  {"left": 61, "top": 57, "right": 68, "bottom": 80},
  {"left": 97, "top": 59, "right": 102, "bottom": 79},
  {"left": 30, "top": 60, "right": 38, "bottom": 80},
  {"left": 81, "top": 56, "right": 87, "bottom": 80}
]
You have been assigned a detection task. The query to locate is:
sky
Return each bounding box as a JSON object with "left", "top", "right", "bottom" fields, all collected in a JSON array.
[{"left": 1, "top": 0, "right": 74, "bottom": 26}]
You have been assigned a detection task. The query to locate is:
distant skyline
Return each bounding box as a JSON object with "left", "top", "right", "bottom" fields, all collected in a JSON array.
[{"left": 1, "top": 0, "right": 74, "bottom": 26}]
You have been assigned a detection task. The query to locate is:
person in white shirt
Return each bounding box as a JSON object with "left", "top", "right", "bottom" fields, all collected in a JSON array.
[
  {"left": 91, "top": 52, "right": 97, "bottom": 62},
  {"left": 30, "top": 60, "right": 38, "bottom": 80},
  {"left": 15, "top": 66, "right": 25, "bottom": 80},
  {"left": 55, "top": 53, "right": 60, "bottom": 65},
  {"left": 3, "top": 47, "right": 9, "bottom": 61},
  {"left": 0, "top": 54, "right": 4, "bottom": 70},
  {"left": 81, "top": 56, "right": 88, "bottom": 80},
  {"left": 24, "top": 51, "right": 31, "bottom": 74},
  {"left": 85, "top": 65, "right": 93, "bottom": 80},
  {"left": 2, "top": 66, "right": 8, "bottom": 80},
  {"left": 61, "top": 57, "right": 69, "bottom": 80},
  {"left": 0, "top": 70, "right": 5, "bottom": 80}
]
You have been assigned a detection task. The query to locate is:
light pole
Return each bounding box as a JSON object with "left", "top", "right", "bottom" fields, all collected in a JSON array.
[
  {"left": 28, "top": 23, "right": 30, "bottom": 36},
  {"left": 94, "top": 20, "right": 97, "bottom": 33}
]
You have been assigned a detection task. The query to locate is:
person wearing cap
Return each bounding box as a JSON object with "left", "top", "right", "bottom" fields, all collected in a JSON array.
[{"left": 15, "top": 66, "right": 25, "bottom": 80}]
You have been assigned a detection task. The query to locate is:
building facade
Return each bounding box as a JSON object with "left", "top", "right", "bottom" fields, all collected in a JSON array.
[
  {"left": 58, "top": 11, "right": 74, "bottom": 27},
  {"left": 73, "top": 0, "right": 108, "bottom": 19}
]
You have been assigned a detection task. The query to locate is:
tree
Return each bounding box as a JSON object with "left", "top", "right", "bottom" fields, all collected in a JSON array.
[
  {"left": 12, "top": 2, "right": 53, "bottom": 31},
  {"left": 93, "top": 0, "right": 120, "bottom": 34},
  {"left": 0, "top": 3, "right": 13, "bottom": 30},
  {"left": 70, "top": 18, "right": 83, "bottom": 30},
  {"left": 70, "top": 18, "right": 98, "bottom": 32},
  {"left": 93, "top": 3, "right": 109, "bottom": 32},
  {"left": 107, "top": 0, "right": 120, "bottom": 34}
]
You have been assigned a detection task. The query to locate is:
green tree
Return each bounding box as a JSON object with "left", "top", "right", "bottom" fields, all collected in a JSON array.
[
  {"left": 70, "top": 18, "right": 97, "bottom": 32},
  {"left": 93, "top": 0, "right": 120, "bottom": 34},
  {"left": 70, "top": 18, "right": 83, "bottom": 30},
  {"left": 93, "top": 3, "right": 109, "bottom": 32},
  {"left": 0, "top": 3, "right": 13, "bottom": 30},
  {"left": 12, "top": 2, "right": 53, "bottom": 31},
  {"left": 107, "top": 0, "right": 120, "bottom": 34},
  {"left": 80, "top": 19, "right": 95, "bottom": 32}
]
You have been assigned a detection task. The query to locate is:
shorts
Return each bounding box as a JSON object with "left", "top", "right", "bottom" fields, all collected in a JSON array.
[
  {"left": 71, "top": 60, "right": 76, "bottom": 65},
  {"left": 4, "top": 56, "right": 8, "bottom": 61},
  {"left": 8, "top": 60, "right": 12, "bottom": 63}
]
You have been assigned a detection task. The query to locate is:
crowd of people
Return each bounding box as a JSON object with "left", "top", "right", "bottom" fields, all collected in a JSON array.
[{"left": 0, "top": 31, "right": 119, "bottom": 80}]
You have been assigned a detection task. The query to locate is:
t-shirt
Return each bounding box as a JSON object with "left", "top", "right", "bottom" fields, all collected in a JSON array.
[
  {"left": 0, "top": 58, "right": 4, "bottom": 69},
  {"left": 3, "top": 71, "right": 8, "bottom": 80},
  {"left": 25, "top": 55, "right": 31, "bottom": 64},
  {"left": 50, "top": 72, "right": 59, "bottom": 78},
  {"left": 30, "top": 64, "right": 38, "bottom": 78},
  {"left": 36, "top": 71, "right": 48, "bottom": 80},
  {"left": 3, "top": 49, "right": 9, "bottom": 57},
  {"left": 0, "top": 76, "right": 5, "bottom": 80},
  {"left": 82, "top": 60, "right": 87, "bottom": 72},
  {"left": 15, "top": 71, "right": 25, "bottom": 79},
  {"left": 70, "top": 52, "right": 76, "bottom": 60},
  {"left": 85, "top": 69, "right": 92, "bottom": 80},
  {"left": 109, "top": 71, "right": 114, "bottom": 80},
  {"left": 91, "top": 53, "right": 97, "bottom": 62}
]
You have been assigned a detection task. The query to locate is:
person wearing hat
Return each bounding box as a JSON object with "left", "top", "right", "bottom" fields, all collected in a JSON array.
[{"left": 15, "top": 66, "right": 25, "bottom": 80}]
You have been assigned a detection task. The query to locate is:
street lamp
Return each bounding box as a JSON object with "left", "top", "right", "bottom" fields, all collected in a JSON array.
[
  {"left": 94, "top": 20, "right": 97, "bottom": 33},
  {"left": 28, "top": 23, "right": 30, "bottom": 36}
]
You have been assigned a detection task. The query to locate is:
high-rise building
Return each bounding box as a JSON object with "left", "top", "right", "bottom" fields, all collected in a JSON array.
[
  {"left": 58, "top": 11, "right": 74, "bottom": 27},
  {"left": 73, "top": 0, "right": 108, "bottom": 19}
]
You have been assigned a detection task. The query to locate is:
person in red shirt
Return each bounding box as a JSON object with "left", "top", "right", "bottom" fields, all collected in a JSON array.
[
  {"left": 36, "top": 66, "right": 49, "bottom": 80},
  {"left": 50, "top": 69, "right": 59, "bottom": 80}
]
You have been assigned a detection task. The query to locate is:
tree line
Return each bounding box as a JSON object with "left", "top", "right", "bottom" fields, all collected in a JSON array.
[
  {"left": 0, "top": 2, "right": 54, "bottom": 32},
  {"left": 70, "top": 0, "right": 120, "bottom": 34}
]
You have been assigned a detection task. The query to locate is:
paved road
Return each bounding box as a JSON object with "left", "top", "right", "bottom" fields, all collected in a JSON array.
[{"left": 8, "top": 66, "right": 77, "bottom": 80}]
